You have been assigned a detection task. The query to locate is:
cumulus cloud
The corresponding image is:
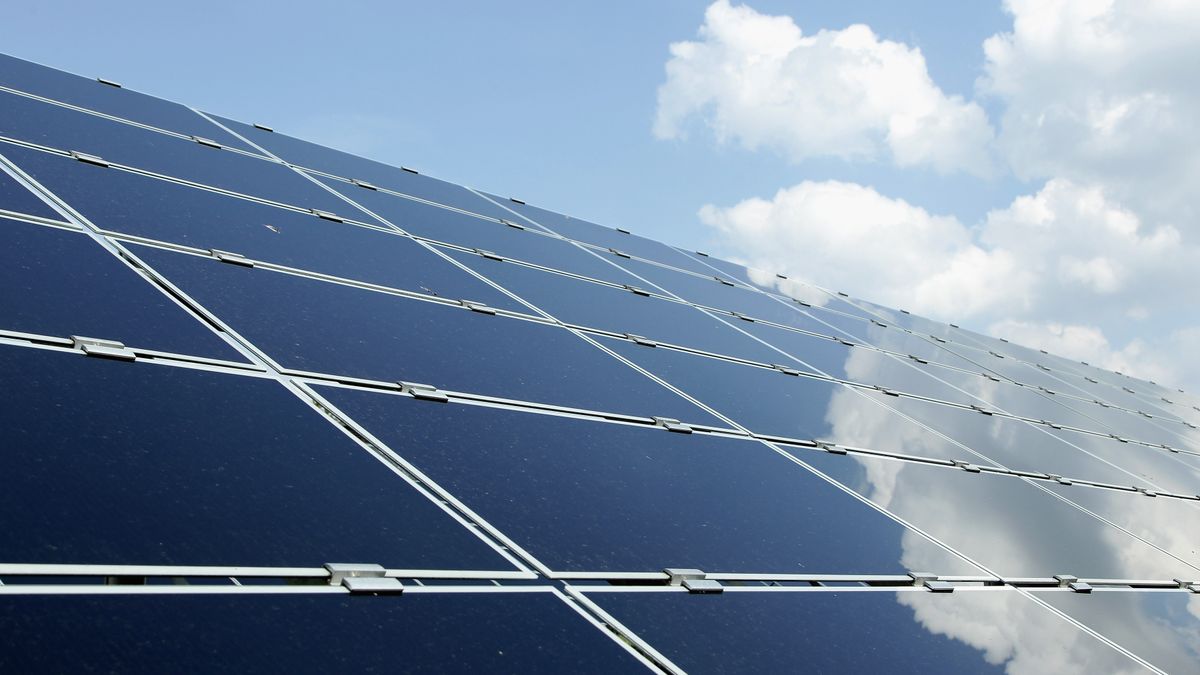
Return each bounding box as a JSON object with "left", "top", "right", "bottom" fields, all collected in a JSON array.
[
  {"left": 980, "top": 0, "right": 1200, "bottom": 221},
  {"left": 654, "top": 0, "right": 995, "bottom": 175}
]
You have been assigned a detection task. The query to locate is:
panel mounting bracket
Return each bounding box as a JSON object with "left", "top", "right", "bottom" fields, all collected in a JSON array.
[
  {"left": 210, "top": 249, "right": 255, "bottom": 267},
  {"left": 622, "top": 284, "right": 650, "bottom": 297},
  {"left": 615, "top": 227, "right": 631, "bottom": 235},
  {"left": 70, "top": 150, "right": 109, "bottom": 167},
  {"left": 731, "top": 312, "right": 755, "bottom": 322},
  {"left": 459, "top": 300, "right": 497, "bottom": 315},
  {"left": 1053, "top": 574, "right": 1078, "bottom": 587},
  {"left": 772, "top": 364, "right": 801, "bottom": 376},
  {"left": 398, "top": 381, "right": 449, "bottom": 403},
  {"left": 352, "top": 178, "right": 378, "bottom": 190},
  {"left": 310, "top": 208, "right": 344, "bottom": 223},
  {"left": 1068, "top": 581, "right": 1093, "bottom": 593},
  {"left": 924, "top": 580, "right": 955, "bottom": 593},
  {"left": 608, "top": 248, "right": 630, "bottom": 259},
  {"left": 400, "top": 166, "right": 419, "bottom": 174},
  {"left": 954, "top": 461, "right": 982, "bottom": 473},
  {"left": 969, "top": 405, "right": 994, "bottom": 416},
  {"left": 653, "top": 417, "right": 693, "bottom": 434},
  {"left": 324, "top": 563, "right": 404, "bottom": 594},
  {"left": 472, "top": 248, "right": 505, "bottom": 262},
  {"left": 663, "top": 568, "right": 706, "bottom": 585},
  {"left": 96, "top": 77, "right": 123, "bottom": 88},
  {"left": 501, "top": 219, "right": 525, "bottom": 230},
  {"left": 908, "top": 572, "right": 938, "bottom": 586},
  {"left": 714, "top": 277, "right": 735, "bottom": 287},
  {"left": 682, "top": 578, "right": 724, "bottom": 594},
  {"left": 71, "top": 335, "right": 136, "bottom": 361},
  {"left": 253, "top": 123, "right": 274, "bottom": 132},
  {"left": 191, "top": 136, "right": 222, "bottom": 149},
  {"left": 625, "top": 333, "right": 658, "bottom": 347}
]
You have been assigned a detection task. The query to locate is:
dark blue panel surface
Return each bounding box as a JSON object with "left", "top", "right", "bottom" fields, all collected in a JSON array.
[
  {"left": 488, "top": 193, "right": 718, "bottom": 275},
  {"left": 804, "top": 307, "right": 986, "bottom": 371},
  {"left": 441, "top": 250, "right": 786, "bottom": 362},
  {"left": 1, "top": 144, "right": 524, "bottom": 311},
  {"left": 800, "top": 451, "right": 1197, "bottom": 579},
  {"left": 0, "top": 165, "right": 60, "bottom": 220},
  {"left": 211, "top": 114, "right": 519, "bottom": 220},
  {"left": 317, "top": 386, "right": 979, "bottom": 574},
  {"left": 601, "top": 337, "right": 983, "bottom": 461},
  {"left": 0, "top": 218, "right": 244, "bottom": 361},
  {"left": 0, "top": 93, "right": 348, "bottom": 213},
  {"left": 0, "top": 591, "right": 640, "bottom": 674},
  {"left": 315, "top": 175, "right": 645, "bottom": 285},
  {"left": 133, "top": 244, "right": 721, "bottom": 425},
  {"left": 1036, "top": 591, "right": 1200, "bottom": 674},
  {"left": 591, "top": 589, "right": 1146, "bottom": 674},
  {"left": 0, "top": 54, "right": 256, "bottom": 152},
  {"left": 733, "top": 320, "right": 870, "bottom": 380},
  {"left": 0, "top": 345, "right": 513, "bottom": 569}
]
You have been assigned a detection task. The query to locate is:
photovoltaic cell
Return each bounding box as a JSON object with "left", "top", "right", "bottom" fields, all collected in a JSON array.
[
  {"left": 0, "top": 143, "right": 526, "bottom": 311},
  {"left": 0, "top": 345, "right": 515, "bottom": 569},
  {"left": 131, "top": 244, "right": 723, "bottom": 425},
  {"left": 588, "top": 589, "right": 1149, "bottom": 674},
  {"left": 0, "top": 217, "right": 245, "bottom": 362},
  {"left": 0, "top": 55, "right": 258, "bottom": 152},
  {"left": 0, "top": 592, "right": 643, "bottom": 673},
  {"left": 0, "top": 93, "right": 349, "bottom": 213},
  {"left": 317, "top": 386, "right": 980, "bottom": 575},
  {"left": 0, "top": 164, "right": 61, "bottom": 220}
]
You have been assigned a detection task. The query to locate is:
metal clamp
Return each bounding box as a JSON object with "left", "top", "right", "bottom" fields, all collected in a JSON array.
[
  {"left": 96, "top": 77, "right": 123, "bottom": 88},
  {"left": 473, "top": 248, "right": 505, "bottom": 262},
  {"left": 459, "top": 300, "right": 497, "bottom": 315},
  {"left": 623, "top": 285, "right": 650, "bottom": 297},
  {"left": 663, "top": 568, "right": 723, "bottom": 594},
  {"left": 715, "top": 277, "right": 735, "bottom": 287},
  {"left": 253, "top": 123, "right": 274, "bottom": 132},
  {"left": 324, "top": 563, "right": 403, "bottom": 594},
  {"left": 625, "top": 333, "right": 658, "bottom": 347},
  {"left": 501, "top": 219, "right": 525, "bottom": 230},
  {"left": 653, "top": 417, "right": 693, "bottom": 434},
  {"left": 398, "top": 381, "right": 449, "bottom": 403},
  {"left": 352, "top": 178, "right": 378, "bottom": 190},
  {"left": 772, "top": 364, "right": 801, "bottom": 376},
  {"left": 191, "top": 136, "right": 222, "bottom": 149},
  {"left": 310, "top": 209, "right": 344, "bottom": 222},
  {"left": 71, "top": 336, "right": 136, "bottom": 362},
  {"left": 731, "top": 312, "right": 755, "bottom": 322},
  {"left": 608, "top": 248, "right": 631, "bottom": 259},
  {"left": 615, "top": 227, "right": 631, "bottom": 235},
  {"left": 70, "top": 150, "right": 109, "bottom": 167},
  {"left": 210, "top": 249, "right": 254, "bottom": 267}
]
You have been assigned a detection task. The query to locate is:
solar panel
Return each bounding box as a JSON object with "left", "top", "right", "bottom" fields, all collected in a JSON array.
[{"left": 1, "top": 53, "right": 1196, "bottom": 672}]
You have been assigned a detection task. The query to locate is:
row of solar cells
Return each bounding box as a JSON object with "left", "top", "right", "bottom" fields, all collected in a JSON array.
[{"left": 2, "top": 53, "right": 1199, "bottom": 674}]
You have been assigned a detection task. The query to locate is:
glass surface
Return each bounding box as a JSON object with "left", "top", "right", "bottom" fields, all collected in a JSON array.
[
  {"left": 1043, "top": 428, "right": 1200, "bottom": 495},
  {"left": 869, "top": 392, "right": 1145, "bottom": 487},
  {"left": 0, "top": 344, "right": 513, "bottom": 569},
  {"left": 805, "top": 308, "right": 988, "bottom": 372},
  {"left": 0, "top": 591, "right": 641, "bottom": 673},
  {"left": 610, "top": 255, "right": 827, "bottom": 324},
  {"left": 133, "top": 244, "right": 722, "bottom": 425},
  {"left": 318, "top": 385, "right": 979, "bottom": 575},
  {"left": 0, "top": 164, "right": 61, "bottom": 220},
  {"left": 1, "top": 144, "right": 524, "bottom": 311},
  {"left": 1035, "top": 591, "right": 1200, "bottom": 675},
  {"left": 1043, "top": 482, "right": 1200, "bottom": 567},
  {"left": 798, "top": 451, "right": 1200, "bottom": 579},
  {"left": 486, "top": 193, "right": 716, "bottom": 275},
  {"left": 0, "top": 217, "right": 244, "bottom": 362},
  {"left": 439, "top": 249, "right": 786, "bottom": 362},
  {"left": 314, "top": 175, "right": 644, "bottom": 285},
  {"left": 738, "top": 319, "right": 913, "bottom": 381},
  {"left": 209, "top": 115, "right": 520, "bottom": 222},
  {"left": 0, "top": 54, "right": 257, "bottom": 151},
  {"left": 0, "top": 93, "right": 348, "bottom": 213},
  {"left": 590, "top": 589, "right": 1147, "bottom": 674},
  {"left": 598, "top": 337, "right": 985, "bottom": 462}
]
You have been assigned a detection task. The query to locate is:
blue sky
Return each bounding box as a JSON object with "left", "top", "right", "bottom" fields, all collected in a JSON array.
[{"left": 4, "top": 0, "right": 1198, "bottom": 391}]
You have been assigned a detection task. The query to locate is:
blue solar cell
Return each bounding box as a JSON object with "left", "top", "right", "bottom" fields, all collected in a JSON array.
[
  {"left": 210, "top": 114, "right": 519, "bottom": 221},
  {"left": 0, "top": 164, "right": 60, "bottom": 220},
  {"left": 0, "top": 54, "right": 257, "bottom": 152},
  {"left": 0, "top": 217, "right": 244, "bottom": 362},
  {"left": 800, "top": 451, "right": 1197, "bottom": 579},
  {"left": 1, "top": 144, "right": 525, "bottom": 311},
  {"left": 317, "top": 386, "right": 980, "bottom": 574},
  {"left": 0, "top": 591, "right": 641, "bottom": 673},
  {"left": 439, "top": 249, "right": 787, "bottom": 362},
  {"left": 0, "top": 93, "right": 348, "bottom": 213},
  {"left": 589, "top": 589, "right": 1146, "bottom": 674},
  {"left": 0, "top": 344, "right": 515, "bottom": 569},
  {"left": 484, "top": 193, "right": 719, "bottom": 275},
  {"left": 132, "top": 244, "right": 722, "bottom": 425}
]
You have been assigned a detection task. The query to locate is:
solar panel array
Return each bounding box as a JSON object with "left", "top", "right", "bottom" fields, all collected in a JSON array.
[{"left": 1, "top": 53, "right": 1199, "bottom": 673}]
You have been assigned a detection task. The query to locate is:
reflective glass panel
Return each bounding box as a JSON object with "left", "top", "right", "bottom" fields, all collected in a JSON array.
[
  {"left": 0, "top": 591, "right": 641, "bottom": 673},
  {"left": 133, "top": 244, "right": 721, "bottom": 425},
  {"left": 0, "top": 54, "right": 257, "bottom": 151},
  {"left": 589, "top": 589, "right": 1147, "bottom": 674},
  {"left": 1, "top": 144, "right": 525, "bottom": 311},
  {"left": 798, "top": 451, "right": 1199, "bottom": 579},
  {"left": 0, "top": 344, "right": 513, "bottom": 569},
  {"left": 0, "top": 163, "right": 60, "bottom": 220},
  {"left": 0, "top": 93, "right": 348, "bottom": 213},
  {"left": 0, "top": 217, "right": 244, "bottom": 361},
  {"left": 318, "top": 386, "right": 979, "bottom": 575},
  {"left": 1035, "top": 591, "right": 1200, "bottom": 674}
]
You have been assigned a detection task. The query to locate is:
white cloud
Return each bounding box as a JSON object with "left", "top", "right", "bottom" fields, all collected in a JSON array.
[
  {"left": 980, "top": 0, "right": 1200, "bottom": 221},
  {"left": 655, "top": 0, "right": 995, "bottom": 175}
]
